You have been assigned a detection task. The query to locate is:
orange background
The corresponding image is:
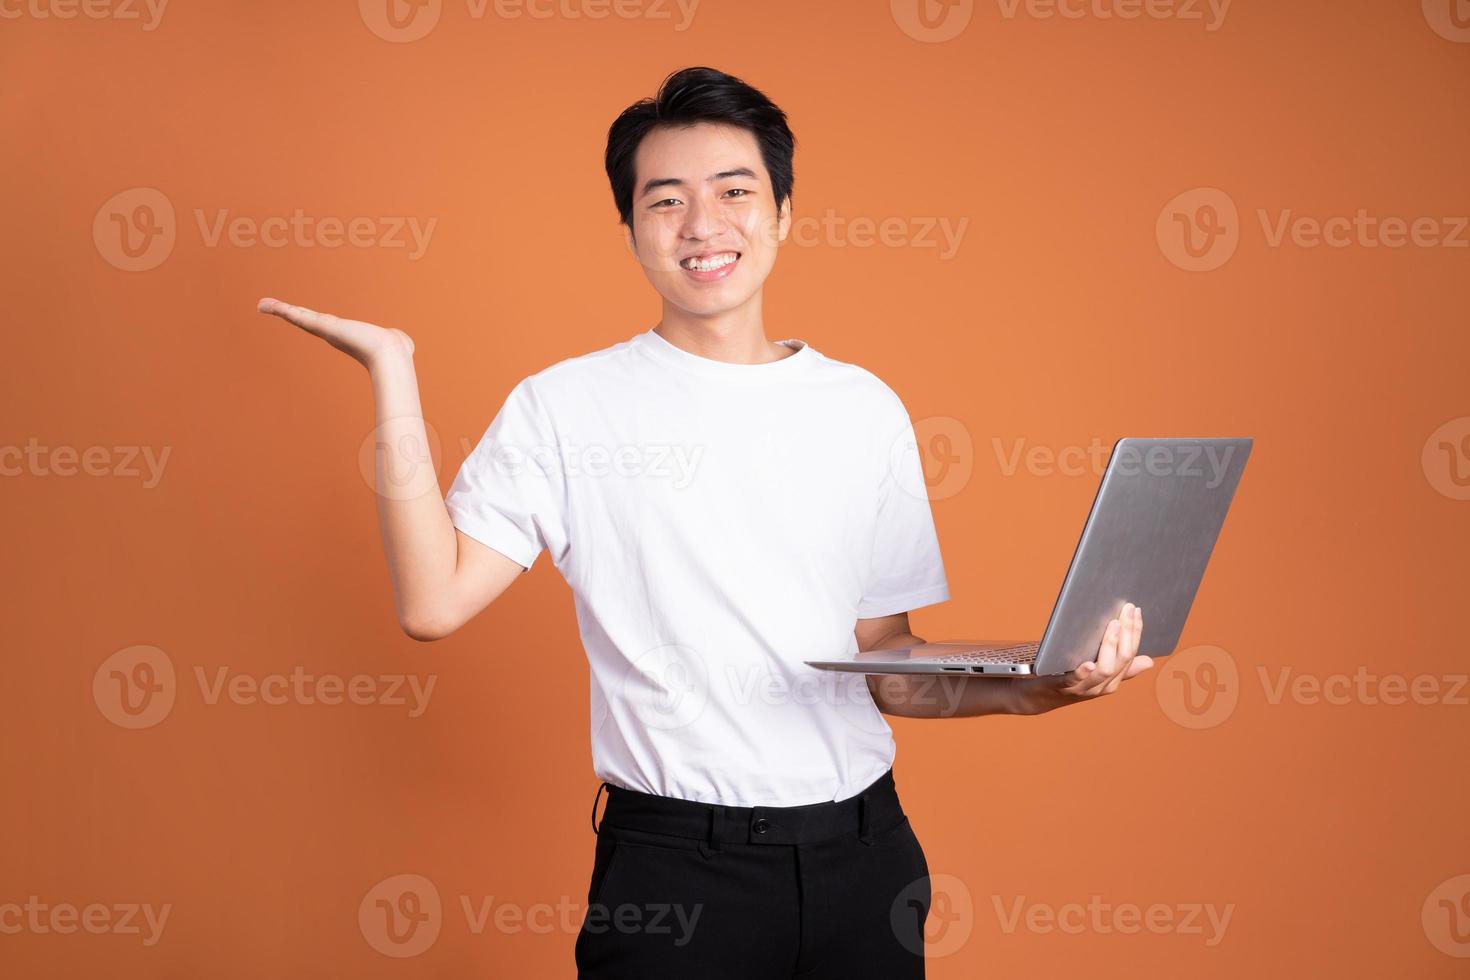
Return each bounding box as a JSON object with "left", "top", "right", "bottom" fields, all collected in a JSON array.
[{"left": 4, "top": 0, "right": 1469, "bottom": 975}]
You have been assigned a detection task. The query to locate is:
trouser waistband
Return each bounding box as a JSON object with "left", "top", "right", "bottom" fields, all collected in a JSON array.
[{"left": 591, "top": 768, "right": 903, "bottom": 849}]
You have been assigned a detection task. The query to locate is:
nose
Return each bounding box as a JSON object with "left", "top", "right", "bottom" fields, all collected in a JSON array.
[{"left": 681, "top": 193, "right": 729, "bottom": 244}]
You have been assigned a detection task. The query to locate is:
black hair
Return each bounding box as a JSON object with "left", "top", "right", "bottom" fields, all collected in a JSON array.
[{"left": 604, "top": 66, "right": 796, "bottom": 228}]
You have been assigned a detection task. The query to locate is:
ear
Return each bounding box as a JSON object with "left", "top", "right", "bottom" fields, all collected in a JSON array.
[
  {"left": 622, "top": 222, "right": 637, "bottom": 257},
  {"left": 775, "top": 197, "right": 792, "bottom": 244}
]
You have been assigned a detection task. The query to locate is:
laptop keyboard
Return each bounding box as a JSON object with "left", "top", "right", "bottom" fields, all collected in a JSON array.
[{"left": 924, "top": 643, "right": 1041, "bottom": 666}]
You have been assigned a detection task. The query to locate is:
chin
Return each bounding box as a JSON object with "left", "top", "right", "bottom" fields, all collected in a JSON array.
[{"left": 672, "top": 287, "right": 758, "bottom": 319}]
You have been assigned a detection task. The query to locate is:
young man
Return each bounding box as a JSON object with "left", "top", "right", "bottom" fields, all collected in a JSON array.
[{"left": 257, "top": 66, "right": 1149, "bottom": 979}]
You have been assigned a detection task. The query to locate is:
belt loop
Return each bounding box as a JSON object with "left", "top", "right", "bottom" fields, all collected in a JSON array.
[
  {"left": 591, "top": 781, "right": 609, "bottom": 835},
  {"left": 858, "top": 792, "right": 874, "bottom": 846},
  {"left": 707, "top": 805, "right": 724, "bottom": 852}
]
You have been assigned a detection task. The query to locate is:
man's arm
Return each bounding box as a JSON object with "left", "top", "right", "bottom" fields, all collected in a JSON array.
[
  {"left": 855, "top": 606, "right": 1153, "bottom": 719},
  {"left": 257, "top": 299, "right": 524, "bottom": 641}
]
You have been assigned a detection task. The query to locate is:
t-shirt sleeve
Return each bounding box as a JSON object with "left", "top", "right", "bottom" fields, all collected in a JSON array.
[
  {"left": 856, "top": 391, "right": 951, "bottom": 618},
  {"left": 444, "top": 377, "right": 569, "bottom": 572}
]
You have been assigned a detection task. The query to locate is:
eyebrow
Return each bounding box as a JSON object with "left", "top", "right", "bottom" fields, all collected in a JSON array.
[{"left": 639, "top": 167, "right": 760, "bottom": 198}]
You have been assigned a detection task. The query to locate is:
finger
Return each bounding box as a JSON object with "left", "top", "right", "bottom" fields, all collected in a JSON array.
[
  {"left": 1103, "top": 605, "right": 1141, "bottom": 695},
  {"left": 1122, "top": 654, "right": 1155, "bottom": 679},
  {"left": 1094, "top": 611, "right": 1123, "bottom": 679},
  {"left": 257, "top": 298, "right": 338, "bottom": 337},
  {"left": 1060, "top": 663, "right": 1099, "bottom": 696},
  {"left": 1075, "top": 637, "right": 1117, "bottom": 697}
]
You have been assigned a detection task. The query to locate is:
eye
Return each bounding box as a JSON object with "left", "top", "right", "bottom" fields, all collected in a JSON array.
[
  {"left": 724, "top": 188, "right": 751, "bottom": 199},
  {"left": 651, "top": 198, "right": 682, "bottom": 209}
]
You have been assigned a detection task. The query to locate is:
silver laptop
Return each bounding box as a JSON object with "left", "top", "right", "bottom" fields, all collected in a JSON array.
[{"left": 805, "top": 437, "right": 1252, "bottom": 677}]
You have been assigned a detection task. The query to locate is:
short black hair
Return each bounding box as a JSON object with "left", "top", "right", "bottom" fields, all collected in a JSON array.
[{"left": 604, "top": 66, "right": 796, "bottom": 228}]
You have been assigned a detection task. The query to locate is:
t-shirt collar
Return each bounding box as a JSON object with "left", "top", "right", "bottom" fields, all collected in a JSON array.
[{"left": 633, "top": 327, "right": 815, "bottom": 383}]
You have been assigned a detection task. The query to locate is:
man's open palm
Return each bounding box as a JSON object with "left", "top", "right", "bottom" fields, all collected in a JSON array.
[{"left": 257, "top": 297, "right": 414, "bottom": 369}]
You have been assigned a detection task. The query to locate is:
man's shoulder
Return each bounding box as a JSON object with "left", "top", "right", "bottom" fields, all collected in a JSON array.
[
  {"left": 514, "top": 334, "right": 640, "bottom": 395},
  {"left": 804, "top": 345, "right": 912, "bottom": 418}
]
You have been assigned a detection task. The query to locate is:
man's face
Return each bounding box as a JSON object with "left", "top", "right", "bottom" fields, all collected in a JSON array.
[{"left": 625, "top": 122, "right": 790, "bottom": 319}]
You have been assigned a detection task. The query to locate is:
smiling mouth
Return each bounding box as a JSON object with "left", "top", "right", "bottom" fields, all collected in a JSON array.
[{"left": 679, "top": 251, "right": 740, "bottom": 272}]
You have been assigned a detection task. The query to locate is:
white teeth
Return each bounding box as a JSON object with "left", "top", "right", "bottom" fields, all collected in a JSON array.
[{"left": 681, "top": 252, "right": 738, "bottom": 272}]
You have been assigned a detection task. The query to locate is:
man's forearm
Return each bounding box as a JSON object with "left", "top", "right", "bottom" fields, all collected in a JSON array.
[
  {"left": 366, "top": 347, "right": 462, "bottom": 636},
  {"left": 862, "top": 631, "right": 1061, "bottom": 719}
]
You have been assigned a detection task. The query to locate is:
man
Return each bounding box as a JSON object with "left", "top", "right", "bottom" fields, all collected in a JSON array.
[{"left": 257, "top": 66, "right": 1149, "bottom": 979}]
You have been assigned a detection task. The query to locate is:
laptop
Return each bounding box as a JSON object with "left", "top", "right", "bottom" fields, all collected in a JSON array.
[{"left": 804, "top": 437, "right": 1252, "bottom": 677}]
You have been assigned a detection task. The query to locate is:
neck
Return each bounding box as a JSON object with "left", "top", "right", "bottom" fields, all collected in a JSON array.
[{"left": 653, "top": 291, "right": 793, "bottom": 365}]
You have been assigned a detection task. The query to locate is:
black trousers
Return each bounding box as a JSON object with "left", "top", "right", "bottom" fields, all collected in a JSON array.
[{"left": 575, "top": 768, "right": 931, "bottom": 979}]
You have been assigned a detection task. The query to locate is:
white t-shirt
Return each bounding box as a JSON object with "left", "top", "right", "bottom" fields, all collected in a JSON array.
[{"left": 445, "top": 327, "right": 950, "bottom": 806}]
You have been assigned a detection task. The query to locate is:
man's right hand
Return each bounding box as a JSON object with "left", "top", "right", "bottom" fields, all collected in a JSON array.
[
  {"left": 257, "top": 297, "right": 415, "bottom": 370},
  {"left": 252, "top": 295, "right": 525, "bottom": 640}
]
